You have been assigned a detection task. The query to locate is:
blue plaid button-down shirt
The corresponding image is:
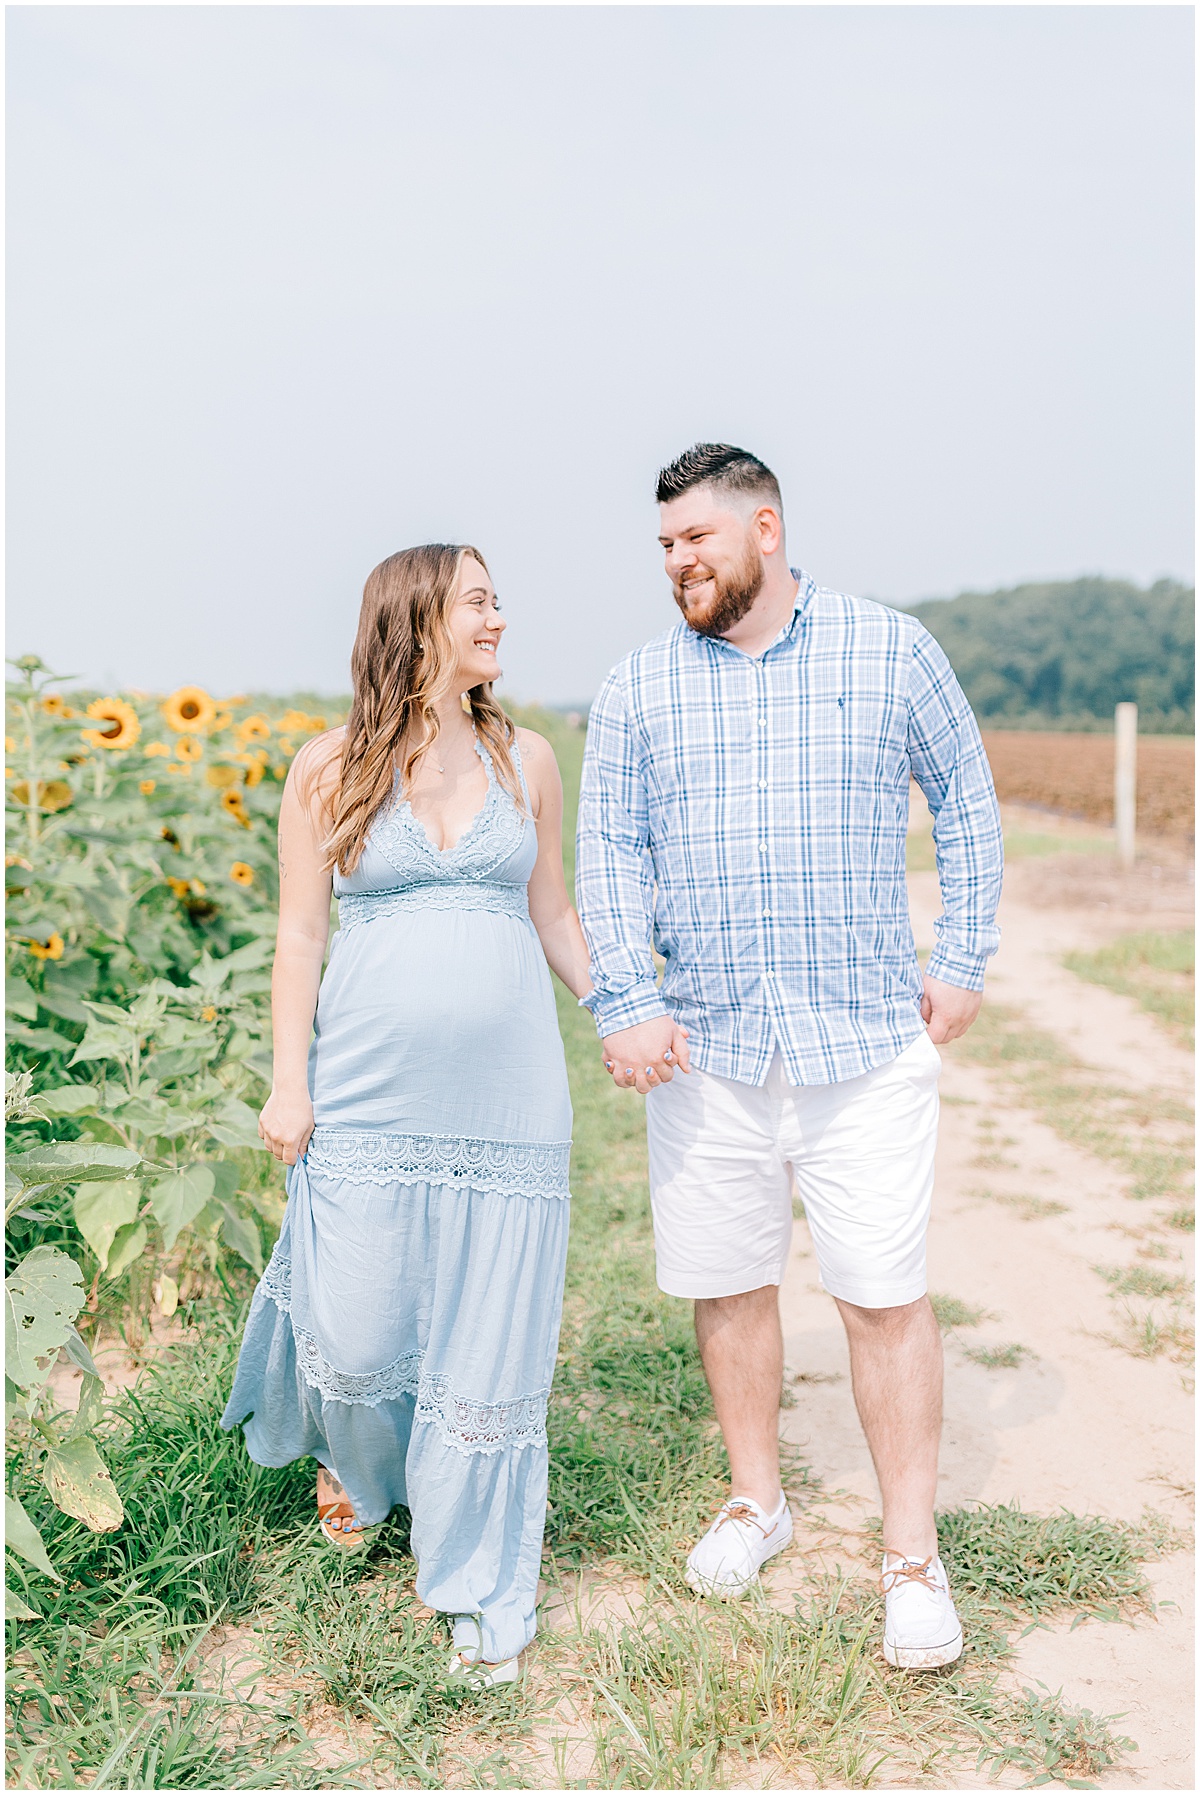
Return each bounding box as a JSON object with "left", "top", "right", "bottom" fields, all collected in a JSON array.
[{"left": 576, "top": 570, "right": 1003, "bottom": 1087}]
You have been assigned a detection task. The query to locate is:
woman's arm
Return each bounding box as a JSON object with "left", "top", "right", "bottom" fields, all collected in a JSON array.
[
  {"left": 519, "top": 729, "right": 593, "bottom": 1002},
  {"left": 258, "top": 733, "right": 341, "bottom": 1165}
]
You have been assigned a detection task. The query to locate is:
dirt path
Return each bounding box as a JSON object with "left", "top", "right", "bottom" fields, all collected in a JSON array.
[{"left": 776, "top": 835, "right": 1194, "bottom": 1788}]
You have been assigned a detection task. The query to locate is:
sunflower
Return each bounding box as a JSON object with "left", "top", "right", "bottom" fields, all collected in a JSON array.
[
  {"left": 220, "top": 788, "right": 251, "bottom": 827},
  {"left": 81, "top": 697, "right": 140, "bottom": 751},
  {"left": 201, "top": 1005, "right": 218, "bottom": 1022},
  {"left": 241, "top": 759, "right": 265, "bottom": 788},
  {"left": 24, "top": 932, "right": 64, "bottom": 961},
  {"left": 166, "top": 876, "right": 191, "bottom": 900},
  {"left": 211, "top": 709, "right": 233, "bottom": 732},
  {"left": 40, "top": 694, "right": 75, "bottom": 717},
  {"left": 175, "top": 736, "right": 204, "bottom": 762},
  {"left": 168, "top": 762, "right": 192, "bottom": 777},
  {"left": 272, "top": 764, "right": 287, "bottom": 781},
  {"left": 10, "top": 779, "right": 73, "bottom": 813},
  {"left": 277, "top": 736, "right": 295, "bottom": 759},
  {"left": 205, "top": 763, "right": 241, "bottom": 789},
  {"left": 139, "top": 779, "right": 156, "bottom": 795},
  {"left": 235, "top": 715, "right": 272, "bottom": 745},
  {"left": 163, "top": 686, "right": 216, "bottom": 733},
  {"left": 229, "top": 862, "right": 255, "bottom": 887},
  {"left": 144, "top": 741, "right": 172, "bottom": 758}
]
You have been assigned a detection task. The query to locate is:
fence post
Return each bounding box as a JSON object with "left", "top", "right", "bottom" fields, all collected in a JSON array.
[{"left": 1114, "top": 702, "right": 1137, "bottom": 870}]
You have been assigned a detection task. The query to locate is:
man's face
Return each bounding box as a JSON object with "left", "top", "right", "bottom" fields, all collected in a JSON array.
[{"left": 657, "top": 487, "right": 765, "bottom": 638}]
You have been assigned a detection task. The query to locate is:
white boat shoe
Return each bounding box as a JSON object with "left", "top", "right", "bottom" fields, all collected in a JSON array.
[
  {"left": 685, "top": 1494, "right": 793, "bottom": 1597},
  {"left": 881, "top": 1553, "right": 964, "bottom": 1669}
]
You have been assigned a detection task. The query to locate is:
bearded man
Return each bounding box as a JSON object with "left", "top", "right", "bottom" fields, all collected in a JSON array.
[{"left": 575, "top": 442, "right": 1003, "bottom": 1669}]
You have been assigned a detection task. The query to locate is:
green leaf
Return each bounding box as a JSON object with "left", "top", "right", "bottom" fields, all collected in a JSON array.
[
  {"left": 7, "top": 1024, "right": 77, "bottom": 1052},
  {"left": 218, "top": 1201, "right": 263, "bottom": 1275},
  {"left": 104, "top": 1221, "right": 148, "bottom": 1281},
  {"left": 206, "top": 1097, "right": 267, "bottom": 1151},
  {"left": 142, "top": 1045, "right": 212, "bottom": 1080},
  {"left": 68, "top": 1372, "right": 107, "bottom": 1440},
  {"left": 73, "top": 1180, "right": 140, "bottom": 1271},
  {"left": 5, "top": 1494, "right": 61, "bottom": 1581},
  {"left": 5, "top": 1582, "right": 39, "bottom": 1619},
  {"left": 36, "top": 1085, "right": 101, "bottom": 1118},
  {"left": 5, "top": 976, "right": 38, "bottom": 1020},
  {"left": 5, "top": 1247, "right": 86, "bottom": 1389},
  {"left": 62, "top": 1324, "right": 98, "bottom": 1378},
  {"left": 208, "top": 1160, "right": 242, "bottom": 1205},
  {"left": 7, "top": 1143, "right": 140, "bottom": 1189},
  {"left": 42, "top": 1435, "right": 124, "bottom": 1531},
  {"left": 35, "top": 989, "right": 89, "bottom": 1025},
  {"left": 149, "top": 1165, "right": 215, "bottom": 1253}
]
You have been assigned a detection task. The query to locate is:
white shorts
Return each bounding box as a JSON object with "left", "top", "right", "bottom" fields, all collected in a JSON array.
[{"left": 644, "top": 1031, "right": 940, "bottom": 1308}]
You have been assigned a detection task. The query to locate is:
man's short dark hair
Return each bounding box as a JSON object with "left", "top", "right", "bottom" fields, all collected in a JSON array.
[{"left": 655, "top": 442, "right": 782, "bottom": 512}]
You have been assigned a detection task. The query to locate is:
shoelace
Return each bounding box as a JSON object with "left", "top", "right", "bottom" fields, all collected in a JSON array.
[
  {"left": 714, "top": 1501, "right": 771, "bottom": 1537},
  {"left": 880, "top": 1554, "right": 939, "bottom": 1596}
]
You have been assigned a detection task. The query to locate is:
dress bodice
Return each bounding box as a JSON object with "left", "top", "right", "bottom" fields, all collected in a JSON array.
[{"left": 334, "top": 737, "right": 536, "bottom": 930}]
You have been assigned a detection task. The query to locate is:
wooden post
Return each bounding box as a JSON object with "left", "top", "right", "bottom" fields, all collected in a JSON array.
[{"left": 1114, "top": 702, "right": 1137, "bottom": 870}]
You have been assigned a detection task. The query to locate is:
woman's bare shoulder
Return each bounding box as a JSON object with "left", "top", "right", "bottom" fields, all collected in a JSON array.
[
  {"left": 513, "top": 725, "right": 557, "bottom": 768},
  {"left": 287, "top": 727, "right": 345, "bottom": 816}
]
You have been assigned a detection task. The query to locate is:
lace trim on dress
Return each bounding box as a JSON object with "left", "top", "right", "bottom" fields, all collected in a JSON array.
[
  {"left": 367, "top": 735, "right": 531, "bottom": 886},
  {"left": 257, "top": 1251, "right": 547, "bottom": 1447},
  {"left": 305, "top": 1128, "right": 571, "bottom": 1199},
  {"left": 415, "top": 1374, "right": 549, "bottom": 1454},
  {"left": 336, "top": 883, "right": 529, "bottom": 930}
]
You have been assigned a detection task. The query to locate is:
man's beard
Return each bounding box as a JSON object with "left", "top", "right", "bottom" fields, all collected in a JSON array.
[{"left": 672, "top": 537, "right": 765, "bottom": 639}]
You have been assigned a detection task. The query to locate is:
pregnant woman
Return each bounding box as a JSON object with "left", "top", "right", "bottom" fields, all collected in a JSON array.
[{"left": 221, "top": 543, "right": 593, "bottom": 1684}]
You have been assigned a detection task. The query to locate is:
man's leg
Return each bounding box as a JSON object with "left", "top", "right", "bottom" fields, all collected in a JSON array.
[
  {"left": 694, "top": 1285, "right": 784, "bottom": 1511},
  {"left": 833, "top": 1294, "right": 942, "bottom": 1560}
]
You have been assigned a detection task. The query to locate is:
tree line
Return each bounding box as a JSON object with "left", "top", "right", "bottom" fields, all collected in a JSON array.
[{"left": 891, "top": 576, "right": 1194, "bottom": 734}]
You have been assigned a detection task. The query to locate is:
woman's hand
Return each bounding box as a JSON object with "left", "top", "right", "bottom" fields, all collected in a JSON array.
[{"left": 259, "top": 1089, "right": 315, "bottom": 1165}]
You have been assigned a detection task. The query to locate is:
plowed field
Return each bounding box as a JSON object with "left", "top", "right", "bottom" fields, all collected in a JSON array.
[{"left": 982, "top": 731, "right": 1194, "bottom": 839}]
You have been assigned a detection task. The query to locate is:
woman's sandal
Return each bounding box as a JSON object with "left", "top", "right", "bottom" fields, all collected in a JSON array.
[
  {"left": 316, "top": 1468, "right": 368, "bottom": 1553},
  {"left": 444, "top": 1615, "right": 520, "bottom": 1689}
]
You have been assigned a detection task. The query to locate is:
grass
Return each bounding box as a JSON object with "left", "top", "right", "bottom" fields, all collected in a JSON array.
[
  {"left": 947, "top": 1000, "right": 1194, "bottom": 1211},
  {"left": 1064, "top": 929, "right": 1195, "bottom": 1049},
  {"left": 4, "top": 720, "right": 1158, "bottom": 1787},
  {"left": 963, "top": 1342, "right": 1033, "bottom": 1369},
  {"left": 969, "top": 1183, "right": 1069, "bottom": 1221},
  {"left": 929, "top": 1292, "right": 991, "bottom": 1331}
]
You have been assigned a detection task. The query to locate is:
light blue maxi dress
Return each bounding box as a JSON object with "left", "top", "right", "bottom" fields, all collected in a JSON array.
[{"left": 221, "top": 739, "right": 572, "bottom": 1662}]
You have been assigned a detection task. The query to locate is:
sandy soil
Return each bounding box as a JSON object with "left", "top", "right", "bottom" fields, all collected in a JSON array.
[{"left": 774, "top": 831, "right": 1194, "bottom": 1788}]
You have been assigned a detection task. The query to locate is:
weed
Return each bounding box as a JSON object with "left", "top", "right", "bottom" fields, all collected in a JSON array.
[
  {"left": 1064, "top": 929, "right": 1195, "bottom": 1048},
  {"left": 1104, "top": 1300, "right": 1195, "bottom": 1365},
  {"left": 936, "top": 1503, "right": 1150, "bottom": 1617},
  {"left": 1167, "top": 1204, "right": 1195, "bottom": 1232},
  {"left": 970, "top": 1183, "right": 1069, "bottom": 1220},
  {"left": 930, "top": 1292, "right": 992, "bottom": 1331},
  {"left": 948, "top": 1002, "right": 1194, "bottom": 1207},
  {"left": 963, "top": 1342, "right": 1032, "bottom": 1369},
  {"left": 1094, "top": 1262, "right": 1190, "bottom": 1299},
  {"left": 979, "top": 1681, "right": 1136, "bottom": 1785}
]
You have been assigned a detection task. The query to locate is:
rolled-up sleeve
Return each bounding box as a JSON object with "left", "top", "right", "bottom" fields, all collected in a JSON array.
[
  {"left": 907, "top": 627, "right": 1004, "bottom": 990},
  {"left": 575, "top": 673, "right": 669, "bottom": 1037}
]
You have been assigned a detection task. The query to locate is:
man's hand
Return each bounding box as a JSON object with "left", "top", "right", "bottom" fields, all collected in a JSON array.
[
  {"left": 921, "top": 974, "right": 983, "bottom": 1045},
  {"left": 601, "top": 1016, "right": 691, "bottom": 1093}
]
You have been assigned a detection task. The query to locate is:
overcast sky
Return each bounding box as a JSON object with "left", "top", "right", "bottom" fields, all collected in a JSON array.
[{"left": 7, "top": 5, "right": 1194, "bottom": 704}]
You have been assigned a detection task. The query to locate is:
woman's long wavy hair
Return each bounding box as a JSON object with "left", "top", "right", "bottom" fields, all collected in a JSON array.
[{"left": 319, "top": 544, "right": 524, "bottom": 875}]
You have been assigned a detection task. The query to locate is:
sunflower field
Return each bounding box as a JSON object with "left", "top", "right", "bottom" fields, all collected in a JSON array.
[{"left": 5, "top": 653, "right": 345, "bottom": 1618}]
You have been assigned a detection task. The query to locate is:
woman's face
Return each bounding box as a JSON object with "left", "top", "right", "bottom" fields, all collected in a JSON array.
[{"left": 449, "top": 555, "right": 505, "bottom": 689}]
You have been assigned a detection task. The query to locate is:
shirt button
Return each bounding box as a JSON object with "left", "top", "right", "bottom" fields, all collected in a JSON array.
[
  {"left": 758, "top": 717, "right": 767, "bottom": 727},
  {"left": 758, "top": 780, "right": 767, "bottom": 791},
  {"left": 765, "top": 968, "right": 775, "bottom": 978},
  {"left": 762, "top": 908, "right": 771, "bottom": 919},
  {"left": 759, "top": 841, "right": 767, "bottom": 852}
]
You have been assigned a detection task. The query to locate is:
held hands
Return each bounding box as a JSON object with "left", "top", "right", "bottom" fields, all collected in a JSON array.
[
  {"left": 259, "top": 1089, "right": 315, "bottom": 1165},
  {"left": 921, "top": 974, "right": 983, "bottom": 1045},
  {"left": 601, "top": 1016, "right": 691, "bottom": 1094}
]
